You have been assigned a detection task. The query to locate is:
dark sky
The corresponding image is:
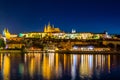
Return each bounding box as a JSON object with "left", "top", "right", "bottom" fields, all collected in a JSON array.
[{"left": 0, "top": 0, "right": 120, "bottom": 34}]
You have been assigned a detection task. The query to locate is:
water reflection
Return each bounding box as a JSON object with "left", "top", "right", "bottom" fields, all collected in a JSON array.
[
  {"left": 80, "top": 55, "right": 93, "bottom": 78},
  {"left": 0, "top": 53, "right": 120, "bottom": 80},
  {"left": 71, "top": 55, "right": 77, "bottom": 80},
  {"left": 3, "top": 54, "right": 10, "bottom": 80},
  {"left": 0, "top": 54, "right": 3, "bottom": 73}
]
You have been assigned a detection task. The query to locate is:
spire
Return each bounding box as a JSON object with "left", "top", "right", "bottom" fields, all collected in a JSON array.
[
  {"left": 3, "top": 28, "right": 6, "bottom": 36},
  {"left": 52, "top": 25, "right": 54, "bottom": 28},
  {"left": 3, "top": 28, "right": 10, "bottom": 39},
  {"left": 4, "top": 28, "right": 7, "bottom": 32},
  {"left": 44, "top": 25, "right": 47, "bottom": 32},
  {"left": 72, "top": 29, "right": 76, "bottom": 33},
  {"left": 6, "top": 28, "right": 9, "bottom": 33},
  {"left": 48, "top": 22, "right": 50, "bottom": 26},
  {"left": 47, "top": 22, "right": 51, "bottom": 32}
]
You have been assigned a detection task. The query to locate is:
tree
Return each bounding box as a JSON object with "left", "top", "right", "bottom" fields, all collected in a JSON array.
[
  {"left": 107, "top": 43, "right": 114, "bottom": 51},
  {"left": 117, "top": 44, "right": 120, "bottom": 51},
  {"left": 0, "top": 38, "right": 5, "bottom": 48}
]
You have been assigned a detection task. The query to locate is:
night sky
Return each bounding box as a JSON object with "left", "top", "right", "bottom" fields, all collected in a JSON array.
[{"left": 0, "top": 0, "right": 120, "bottom": 34}]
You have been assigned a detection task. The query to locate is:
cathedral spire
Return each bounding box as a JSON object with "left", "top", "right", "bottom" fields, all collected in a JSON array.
[
  {"left": 47, "top": 22, "right": 51, "bottom": 32},
  {"left": 44, "top": 25, "right": 47, "bottom": 32},
  {"left": 48, "top": 22, "right": 50, "bottom": 26},
  {"left": 52, "top": 25, "right": 54, "bottom": 28}
]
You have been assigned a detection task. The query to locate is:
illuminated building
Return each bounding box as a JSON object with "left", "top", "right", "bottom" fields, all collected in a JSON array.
[
  {"left": 7, "top": 42, "right": 25, "bottom": 49},
  {"left": 8, "top": 37, "right": 23, "bottom": 41},
  {"left": 51, "top": 32, "right": 65, "bottom": 39},
  {"left": 72, "top": 29, "right": 76, "bottom": 33},
  {"left": 10, "top": 34, "right": 18, "bottom": 38},
  {"left": 44, "top": 23, "right": 60, "bottom": 33},
  {"left": 64, "top": 32, "right": 93, "bottom": 40},
  {"left": 72, "top": 45, "right": 110, "bottom": 51},
  {"left": 19, "top": 31, "right": 62, "bottom": 39},
  {"left": 6, "top": 37, "right": 25, "bottom": 49},
  {"left": 2, "top": 24, "right": 113, "bottom": 40},
  {"left": 92, "top": 33, "right": 104, "bottom": 39},
  {"left": 65, "top": 33, "right": 80, "bottom": 39},
  {"left": 19, "top": 32, "right": 47, "bottom": 38},
  {"left": 92, "top": 32, "right": 112, "bottom": 39},
  {"left": 3, "top": 28, "right": 18, "bottom": 39},
  {"left": 3, "top": 28, "right": 11, "bottom": 39},
  {"left": 80, "top": 32, "right": 93, "bottom": 39}
]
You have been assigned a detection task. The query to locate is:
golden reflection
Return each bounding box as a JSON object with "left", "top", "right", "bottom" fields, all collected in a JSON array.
[
  {"left": 64, "top": 54, "right": 67, "bottom": 71},
  {"left": 0, "top": 52, "right": 112, "bottom": 80},
  {"left": 35, "top": 53, "right": 41, "bottom": 75},
  {"left": 97, "top": 55, "right": 102, "bottom": 68},
  {"left": 101, "top": 55, "right": 105, "bottom": 71},
  {"left": 71, "top": 54, "right": 73, "bottom": 65},
  {"left": 80, "top": 55, "right": 93, "bottom": 78},
  {"left": 0, "top": 54, "right": 3, "bottom": 71},
  {"left": 95, "top": 55, "right": 111, "bottom": 77},
  {"left": 42, "top": 54, "right": 51, "bottom": 79},
  {"left": 29, "top": 55, "right": 35, "bottom": 78},
  {"left": 108, "top": 55, "right": 110, "bottom": 73},
  {"left": 24, "top": 53, "right": 28, "bottom": 76},
  {"left": 3, "top": 55, "right": 10, "bottom": 80},
  {"left": 95, "top": 55, "right": 101, "bottom": 77},
  {"left": 80, "top": 55, "right": 89, "bottom": 77},
  {"left": 55, "top": 53, "right": 59, "bottom": 77}
]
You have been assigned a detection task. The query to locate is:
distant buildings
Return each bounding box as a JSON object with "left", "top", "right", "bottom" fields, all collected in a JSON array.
[
  {"left": 1, "top": 23, "right": 120, "bottom": 51},
  {"left": 2, "top": 23, "right": 114, "bottom": 40},
  {"left": 3, "top": 28, "right": 17, "bottom": 39}
]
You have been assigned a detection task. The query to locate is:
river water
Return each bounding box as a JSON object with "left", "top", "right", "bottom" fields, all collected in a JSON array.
[{"left": 0, "top": 53, "right": 120, "bottom": 80}]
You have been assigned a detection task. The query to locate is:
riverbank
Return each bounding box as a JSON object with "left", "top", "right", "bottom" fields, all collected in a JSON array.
[
  {"left": 0, "top": 50, "right": 21, "bottom": 53},
  {"left": 55, "top": 50, "right": 120, "bottom": 54},
  {"left": 0, "top": 49, "right": 120, "bottom": 54}
]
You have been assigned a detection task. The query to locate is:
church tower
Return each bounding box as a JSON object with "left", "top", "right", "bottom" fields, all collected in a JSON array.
[
  {"left": 47, "top": 22, "right": 52, "bottom": 32},
  {"left": 3, "top": 28, "right": 11, "bottom": 39},
  {"left": 43, "top": 22, "right": 61, "bottom": 33}
]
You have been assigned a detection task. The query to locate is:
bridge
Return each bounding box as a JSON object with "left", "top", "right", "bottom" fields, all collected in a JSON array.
[
  {"left": 103, "top": 39, "right": 120, "bottom": 51},
  {"left": 55, "top": 39, "right": 120, "bottom": 51}
]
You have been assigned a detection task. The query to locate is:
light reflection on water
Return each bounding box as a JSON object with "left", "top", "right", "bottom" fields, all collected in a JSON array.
[{"left": 0, "top": 53, "right": 120, "bottom": 80}]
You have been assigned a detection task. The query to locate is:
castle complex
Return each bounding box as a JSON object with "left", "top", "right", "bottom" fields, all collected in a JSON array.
[
  {"left": 1, "top": 23, "right": 120, "bottom": 51},
  {"left": 2, "top": 23, "right": 112, "bottom": 40}
]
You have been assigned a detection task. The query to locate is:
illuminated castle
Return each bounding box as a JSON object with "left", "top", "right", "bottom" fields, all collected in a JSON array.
[
  {"left": 3, "top": 28, "right": 11, "bottom": 39},
  {"left": 44, "top": 23, "right": 60, "bottom": 33}
]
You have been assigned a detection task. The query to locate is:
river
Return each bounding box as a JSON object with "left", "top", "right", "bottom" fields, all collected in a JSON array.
[{"left": 0, "top": 53, "right": 120, "bottom": 80}]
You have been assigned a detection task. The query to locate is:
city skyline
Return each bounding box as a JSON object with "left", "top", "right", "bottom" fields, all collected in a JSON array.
[{"left": 0, "top": 0, "right": 120, "bottom": 34}]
